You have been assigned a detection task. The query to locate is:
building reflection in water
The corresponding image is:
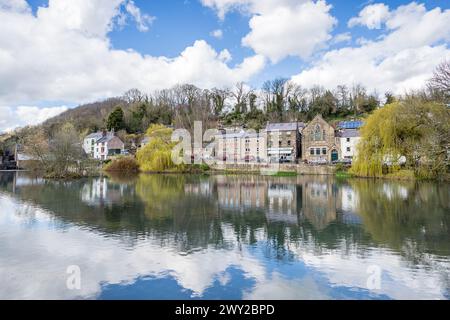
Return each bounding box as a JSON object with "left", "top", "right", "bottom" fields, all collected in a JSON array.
[
  {"left": 81, "top": 177, "right": 130, "bottom": 207},
  {"left": 212, "top": 175, "right": 360, "bottom": 230},
  {"left": 0, "top": 172, "right": 448, "bottom": 300}
]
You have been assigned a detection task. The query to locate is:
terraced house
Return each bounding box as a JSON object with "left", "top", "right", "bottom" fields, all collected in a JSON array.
[
  {"left": 83, "top": 131, "right": 125, "bottom": 160},
  {"left": 216, "top": 130, "right": 267, "bottom": 163},
  {"left": 265, "top": 122, "right": 304, "bottom": 163},
  {"left": 215, "top": 117, "right": 362, "bottom": 165}
]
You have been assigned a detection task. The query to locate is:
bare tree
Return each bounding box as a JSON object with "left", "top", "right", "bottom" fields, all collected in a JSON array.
[
  {"left": 210, "top": 87, "right": 231, "bottom": 116},
  {"left": 231, "top": 82, "right": 251, "bottom": 113},
  {"left": 124, "top": 88, "right": 146, "bottom": 104},
  {"left": 336, "top": 85, "right": 350, "bottom": 110},
  {"left": 428, "top": 61, "right": 450, "bottom": 102}
]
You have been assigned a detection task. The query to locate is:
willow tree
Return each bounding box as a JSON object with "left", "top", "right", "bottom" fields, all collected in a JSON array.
[
  {"left": 136, "top": 124, "right": 178, "bottom": 172},
  {"left": 351, "top": 99, "right": 450, "bottom": 179}
]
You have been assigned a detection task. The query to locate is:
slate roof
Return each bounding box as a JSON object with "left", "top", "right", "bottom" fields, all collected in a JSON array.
[
  {"left": 85, "top": 131, "right": 114, "bottom": 142},
  {"left": 85, "top": 132, "right": 104, "bottom": 140},
  {"left": 266, "top": 122, "right": 304, "bottom": 131},
  {"left": 337, "top": 129, "right": 361, "bottom": 138},
  {"left": 216, "top": 131, "right": 262, "bottom": 139}
]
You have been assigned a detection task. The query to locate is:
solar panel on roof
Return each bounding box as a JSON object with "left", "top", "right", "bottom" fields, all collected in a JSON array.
[{"left": 338, "top": 121, "right": 363, "bottom": 129}]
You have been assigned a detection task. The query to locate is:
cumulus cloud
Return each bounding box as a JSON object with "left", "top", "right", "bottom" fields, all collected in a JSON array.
[
  {"left": 210, "top": 29, "right": 223, "bottom": 39},
  {"left": 242, "top": 1, "right": 336, "bottom": 62},
  {"left": 0, "top": 0, "right": 30, "bottom": 13},
  {"left": 201, "top": 0, "right": 307, "bottom": 19},
  {"left": 202, "top": 0, "right": 336, "bottom": 63},
  {"left": 292, "top": 2, "right": 450, "bottom": 94},
  {"left": 332, "top": 32, "right": 352, "bottom": 44},
  {"left": 0, "top": 106, "right": 68, "bottom": 132},
  {"left": 348, "top": 3, "right": 390, "bottom": 29},
  {"left": 0, "top": 0, "right": 265, "bottom": 106},
  {"left": 124, "top": 0, "right": 155, "bottom": 32}
]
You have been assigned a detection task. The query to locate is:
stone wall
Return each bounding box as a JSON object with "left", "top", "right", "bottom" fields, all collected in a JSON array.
[
  {"left": 302, "top": 115, "right": 341, "bottom": 162},
  {"left": 211, "top": 162, "right": 336, "bottom": 175}
]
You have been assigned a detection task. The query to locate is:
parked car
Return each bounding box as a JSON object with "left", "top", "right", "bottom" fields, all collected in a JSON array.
[
  {"left": 244, "top": 155, "right": 255, "bottom": 162},
  {"left": 332, "top": 158, "right": 352, "bottom": 165},
  {"left": 309, "top": 159, "right": 328, "bottom": 165}
]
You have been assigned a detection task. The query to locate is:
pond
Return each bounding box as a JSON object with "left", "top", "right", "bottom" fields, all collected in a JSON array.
[{"left": 0, "top": 172, "right": 448, "bottom": 300}]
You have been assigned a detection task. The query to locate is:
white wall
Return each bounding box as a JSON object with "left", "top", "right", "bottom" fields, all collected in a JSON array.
[
  {"left": 83, "top": 138, "right": 96, "bottom": 157},
  {"left": 340, "top": 137, "right": 361, "bottom": 159}
]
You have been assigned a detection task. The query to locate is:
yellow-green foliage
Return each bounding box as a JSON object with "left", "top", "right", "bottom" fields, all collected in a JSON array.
[
  {"left": 104, "top": 156, "right": 139, "bottom": 172},
  {"left": 136, "top": 124, "right": 179, "bottom": 172},
  {"left": 351, "top": 99, "right": 450, "bottom": 179}
]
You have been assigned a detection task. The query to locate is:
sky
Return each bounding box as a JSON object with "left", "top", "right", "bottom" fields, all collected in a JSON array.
[{"left": 0, "top": 0, "right": 449, "bottom": 132}]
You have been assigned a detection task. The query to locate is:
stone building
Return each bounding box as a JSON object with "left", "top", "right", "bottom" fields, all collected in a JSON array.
[
  {"left": 215, "top": 130, "right": 267, "bottom": 163},
  {"left": 301, "top": 115, "right": 341, "bottom": 163},
  {"left": 265, "top": 122, "right": 304, "bottom": 163}
]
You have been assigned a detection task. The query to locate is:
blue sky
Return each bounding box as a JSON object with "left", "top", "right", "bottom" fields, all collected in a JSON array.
[{"left": 0, "top": 0, "right": 449, "bottom": 132}]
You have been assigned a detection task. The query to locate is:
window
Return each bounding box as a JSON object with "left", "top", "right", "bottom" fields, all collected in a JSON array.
[
  {"left": 316, "top": 148, "right": 321, "bottom": 155},
  {"left": 310, "top": 149, "right": 314, "bottom": 155},
  {"left": 322, "top": 148, "right": 327, "bottom": 155},
  {"left": 347, "top": 147, "right": 351, "bottom": 152},
  {"left": 279, "top": 141, "right": 282, "bottom": 147},
  {"left": 287, "top": 140, "right": 291, "bottom": 146},
  {"left": 312, "top": 125, "right": 322, "bottom": 141},
  {"left": 347, "top": 138, "right": 350, "bottom": 142}
]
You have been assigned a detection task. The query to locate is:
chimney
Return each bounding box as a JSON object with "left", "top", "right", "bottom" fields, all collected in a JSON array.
[{"left": 102, "top": 129, "right": 107, "bottom": 137}]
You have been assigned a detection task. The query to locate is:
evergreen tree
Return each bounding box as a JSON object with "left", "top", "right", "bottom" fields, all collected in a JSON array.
[{"left": 107, "top": 106, "right": 125, "bottom": 131}]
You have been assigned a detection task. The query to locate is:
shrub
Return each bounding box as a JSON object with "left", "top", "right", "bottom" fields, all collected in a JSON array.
[{"left": 104, "top": 156, "right": 140, "bottom": 173}]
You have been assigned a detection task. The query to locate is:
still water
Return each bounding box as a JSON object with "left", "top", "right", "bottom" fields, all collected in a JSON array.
[{"left": 0, "top": 172, "right": 449, "bottom": 300}]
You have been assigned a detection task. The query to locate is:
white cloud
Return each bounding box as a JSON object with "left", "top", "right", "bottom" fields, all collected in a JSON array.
[
  {"left": 0, "top": 0, "right": 265, "bottom": 109},
  {"left": 332, "top": 32, "right": 352, "bottom": 44},
  {"left": 0, "top": 0, "right": 30, "bottom": 13},
  {"left": 200, "top": 0, "right": 306, "bottom": 19},
  {"left": 0, "top": 106, "right": 68, "bottom": 132},
  {"left": 218, "top": 49, "right": 232, "bottom": 62},
  {"left": 201, "top": 1, "right": 337, "bottom": 63},
  {"left": 124, "top": 0, "right": 155, "bottom": 32},
  {"left": 348, "top": 3, "right": 390, "bottom": 29},
  {"left": 200, "top": 0, "right": 251, "bottom": 20},
  {"left": 293, "top": 2, "right": 450, "bottom": 94},
  {"left": 242, "top": 1, "right": 337, "bottom": 63},
  {"left": 210, "top": 29, "right": 223, "bottom": 39}
]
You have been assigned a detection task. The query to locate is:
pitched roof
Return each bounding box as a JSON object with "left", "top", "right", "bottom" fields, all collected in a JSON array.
[
  {"left": 85, "top": 131, "right": 114, "bottom": 142},
  {"left": 266, "top": 122, "right": 300, "bottom": 131},
  {"left": 216, "top": 130, "right": 262, "bottom": 139},
  {"left": 85, "top": 132, "right": 103, "bottom": 140},
  {"left": 337, "top": 129, "right": 361, "bottom": 138},
  {"left": 337, "top": 121, "right": 364, "bottom": 129}
]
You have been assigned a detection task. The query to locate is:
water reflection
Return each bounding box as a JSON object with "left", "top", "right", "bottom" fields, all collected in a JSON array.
[{"left": 0, "top": 172, "right": 448, "bottom": 300}]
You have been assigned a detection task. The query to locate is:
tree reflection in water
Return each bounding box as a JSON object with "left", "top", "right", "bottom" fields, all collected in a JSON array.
[{"left": 0, "top": 171, "right": 448, "bottom": 299}]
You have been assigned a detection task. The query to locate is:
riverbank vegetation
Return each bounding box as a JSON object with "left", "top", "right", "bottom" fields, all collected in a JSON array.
[
  {"left": 1, "top": 61, "right": 448, "bottom": 179},
  {"left": 136, "top": 124, "right": 179, "bottom": 172},
  {"left": 104, "top": 156, "right": 139, "bottom": 173},
  {"left": 22, "top": 123, "right": 99, "bottom": 179},
  {"left": 351, "top": 98, "right": 450, "bottom": 180}
]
